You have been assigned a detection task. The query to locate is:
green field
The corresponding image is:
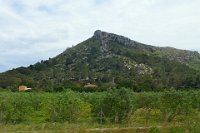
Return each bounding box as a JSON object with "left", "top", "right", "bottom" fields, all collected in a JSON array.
[{"left": 0, "top": 88, "right": 200, "bottom": 132}]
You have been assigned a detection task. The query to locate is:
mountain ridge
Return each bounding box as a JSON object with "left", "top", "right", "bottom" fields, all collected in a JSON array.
[
  {"left": 0, "top": 30, "right": 200, "bottom": 91},
  {"left": 91, "top": 30, "right": 200, "bottom": 72}
]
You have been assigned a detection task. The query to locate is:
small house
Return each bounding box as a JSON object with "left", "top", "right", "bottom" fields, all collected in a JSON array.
[
  {"left": 18, "top": 85, "right": 32, "bottom": 91},
  {"left": 84, "top": 83, "right": 97, "bottom": 88}
]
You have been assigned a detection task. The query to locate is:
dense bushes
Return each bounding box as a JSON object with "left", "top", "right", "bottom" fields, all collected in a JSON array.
[
  {"left": 0, "top": 91, "right": 91, "bottom": 124},
  {"left": 80, "top": 89, "right": 200, "bottom": 126},
  {"left": 45, "top": 91, "right": 91, "bottom": 123},
  {"left": 0, "top": 93, "right": 34, "bottom": 123},
  {"left": 0, "top": 89, "right": 200, "bottom": 127}
]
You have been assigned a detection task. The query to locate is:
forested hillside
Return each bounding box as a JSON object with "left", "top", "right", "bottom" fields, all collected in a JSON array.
[{"left": 0, "top": 30, "right": 200, "bottom": 91}]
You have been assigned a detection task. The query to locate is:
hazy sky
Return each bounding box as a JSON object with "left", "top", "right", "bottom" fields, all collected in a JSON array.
[{"left": 0, "top": 0, "right": 200, "bottom": 72}]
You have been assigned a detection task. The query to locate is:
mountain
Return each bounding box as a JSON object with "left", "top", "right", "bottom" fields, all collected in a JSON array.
[{"left": 0, "top": 30, "right": 200, "bottom": 91}]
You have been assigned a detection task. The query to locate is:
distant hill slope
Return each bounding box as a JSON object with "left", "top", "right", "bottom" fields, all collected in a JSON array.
[{"left": 0, "top": 30, "right": 200, "bottom": 91}]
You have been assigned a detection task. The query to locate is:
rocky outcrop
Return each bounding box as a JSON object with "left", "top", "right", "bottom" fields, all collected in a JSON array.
[
  {"left": 93, "top": 30, "right": 137, "bottom": 47},
  {"left": 93, "top": 30, "right": 156, "bottom": 52},
  {"left": 157, "top": 47, "right": 200, "bottom": 63}
]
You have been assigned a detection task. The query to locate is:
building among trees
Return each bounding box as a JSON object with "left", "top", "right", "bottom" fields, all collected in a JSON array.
[{"left": 18, "top": 85, "right": 32, "bottom": 91}]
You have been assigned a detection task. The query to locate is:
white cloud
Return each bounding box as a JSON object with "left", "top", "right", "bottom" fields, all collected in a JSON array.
[{"left": 0, "top": 0, "right": 200, "bottom": 72}]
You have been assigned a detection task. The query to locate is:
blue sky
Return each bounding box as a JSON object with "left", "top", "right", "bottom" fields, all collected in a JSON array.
[{"left": 0, "top": 0, "right": 200, "bottom": 72}]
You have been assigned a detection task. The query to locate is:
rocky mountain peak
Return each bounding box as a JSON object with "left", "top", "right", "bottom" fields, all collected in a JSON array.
[
  {"left": 93, "top": 30, "right": 157, "bottom": 53},
  {"left": 93, "top": 30, "right": 137, "bottom": 47}
]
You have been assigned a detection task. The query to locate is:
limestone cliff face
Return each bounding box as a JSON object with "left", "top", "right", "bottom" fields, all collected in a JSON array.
[
  {"left": 93, "top": 30, "right": 157, "bottom": 52},
  {"left": 93, "top": 30, "right": 137, "bottom": 47}
]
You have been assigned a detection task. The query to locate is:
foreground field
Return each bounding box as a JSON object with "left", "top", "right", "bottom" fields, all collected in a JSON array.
[
  {"left": 0, "top": 123, "right": 200, "bottom": 133},
  {"left": 0, "top": 88, "right": 200, "bottom": 132}
]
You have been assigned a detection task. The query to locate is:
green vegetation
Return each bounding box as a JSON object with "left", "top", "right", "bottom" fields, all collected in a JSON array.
[
  {"left": 1, "top": 88, "right": 200, "bottom": 132},
  {"left": 0, "top": 30, "right": 200, "bottom": 132},
  {"left": 0, "top": 31, "right": 200, "bottom": 90}
]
